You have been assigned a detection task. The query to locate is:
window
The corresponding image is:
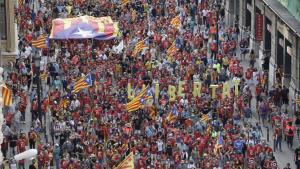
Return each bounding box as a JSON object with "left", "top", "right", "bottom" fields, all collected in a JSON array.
[{"left": 0, "top": 0, "right": 6, "bottom": 40}]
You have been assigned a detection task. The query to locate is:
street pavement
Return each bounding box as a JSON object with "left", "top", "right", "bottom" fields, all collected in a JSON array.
[{"left": 239, "top": 55, "right": 297, "bottom": 169}]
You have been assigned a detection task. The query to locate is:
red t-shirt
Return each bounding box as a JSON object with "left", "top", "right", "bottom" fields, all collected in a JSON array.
[{"left": 17, "top": 139, "right": 26, "bottom": 152}]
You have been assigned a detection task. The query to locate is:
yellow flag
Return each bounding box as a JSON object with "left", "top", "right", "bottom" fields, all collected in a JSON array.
[
  {"left": 171, "top": 15, "right": 181, "bottom": 29},
  {"left": 132, "top": 39, "right": 147, "bottom": 56},
  {"left": 114, "top": 152, "right": 134, "bottom": 169},
  {"left": 121, "top": 0, "right": 130, "bottom": 6},
  {"left": 167, "top": 41, "right": 178, "bottom": 57},
  {"left": 40, "top": 72, "right": 47, "bottom": 81},
  {"left": 200, "top": 113, "right": 210, "bottom": 122},
  {"left": 2, "top": 86, "right": 12, "bottom": 107}
]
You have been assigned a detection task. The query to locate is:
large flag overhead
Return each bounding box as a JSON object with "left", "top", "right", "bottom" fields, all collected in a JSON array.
[{"left": 50, "top": 15, "right": 119, "bottom": 40}]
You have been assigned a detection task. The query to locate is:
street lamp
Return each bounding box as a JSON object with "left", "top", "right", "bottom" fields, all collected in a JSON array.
[{"left": 33, "top": 52, "right": 42, "bottom": 127}]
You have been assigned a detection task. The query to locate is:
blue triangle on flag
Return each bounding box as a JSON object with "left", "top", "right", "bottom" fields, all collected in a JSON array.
[{"left": 85, "top": 74, "right": 93, "bottom": 86}]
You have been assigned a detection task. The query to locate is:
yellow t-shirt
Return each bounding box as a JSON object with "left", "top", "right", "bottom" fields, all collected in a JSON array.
[
  {"left": 222, "top": 57, "right": 229, "bottom": 66},
  {"left": 66, "top": 5, "right": 72, "bottom": 15},
  {"left": 115, "top": 64, "right": 122, "bottom": 73},
  {"left": 145, "top": 61, "right": 152, "bottom": 71}
]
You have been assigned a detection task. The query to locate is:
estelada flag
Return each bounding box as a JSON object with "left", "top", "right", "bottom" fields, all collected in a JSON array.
[
  {"left": 167, "top": 41, "right": 178, "bottom": 57},
  {"left": 114, "top": 152, "right": 134, "bottom": 169},
  {"left": 125, "top": 86, "right": 152, "bottom": 112},
  {"left": 72, "top": 74, "right": 93, "bottom": 93},
  {"left": 32, "top": 35, "right": 48, "bottom": 49},
  {"left": 2, "top": 86, "right": 12, "bottom": 107},
  {"left": 171, "top": 15, "right": 181, "bottom": 29},
  {"left": 50, "top": 15, "right": 119, "bottom": 40}
]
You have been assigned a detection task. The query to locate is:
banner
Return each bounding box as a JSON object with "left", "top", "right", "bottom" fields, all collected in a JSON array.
[
  {"left": 128, "top": 79, "right": 241, "bottom": 101},
  {"left": 255, "top": 13, "right": 263, "bottom": 41},
  {"left": 50, "top": 15, "right": 119, "bottom": 40}
]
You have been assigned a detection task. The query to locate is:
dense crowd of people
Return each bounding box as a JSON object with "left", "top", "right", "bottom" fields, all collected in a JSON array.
[{"left": 1, "top": 0, "right": 299, "bottom": 168}]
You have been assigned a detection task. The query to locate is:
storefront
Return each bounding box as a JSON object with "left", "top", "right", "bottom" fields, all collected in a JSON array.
[{"left": 225, "top": 0, "right": 300, "bottom": 102}]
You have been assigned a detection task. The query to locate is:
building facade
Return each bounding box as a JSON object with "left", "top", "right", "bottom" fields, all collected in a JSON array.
[
  {"left": 0, "top": 0, "right": 17, "bottom": 67},
  {"left": 0, "top": 0, "right": 16, "bottom": 165},
  {"left": 225, "top": 0, "right": 300, "bottom": 102}
]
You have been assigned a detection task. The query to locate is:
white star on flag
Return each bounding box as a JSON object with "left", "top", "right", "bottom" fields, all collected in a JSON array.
[{"left": 73, "top": 27, "right": 93, "bottom": 38}]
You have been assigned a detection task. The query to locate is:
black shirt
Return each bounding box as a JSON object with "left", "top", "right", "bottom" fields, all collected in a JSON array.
[{"left": 29, "top": 164, "right": 36, "bottom": 169}]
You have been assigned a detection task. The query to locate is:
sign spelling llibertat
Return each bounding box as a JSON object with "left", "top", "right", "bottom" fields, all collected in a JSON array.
[{"left": 127, "top": 79, "right": 241, "bottom": 101}]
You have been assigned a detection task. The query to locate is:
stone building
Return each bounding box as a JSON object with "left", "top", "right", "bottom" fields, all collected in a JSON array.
[
  {"left": 0, "top": 0, "right": 16, "bottom": 165},
  {"left": 225, "top": 0, "right": 300, "bottom": 102},
  {"left": 0, "top": 0, "right": 17, "bottom": 67}
]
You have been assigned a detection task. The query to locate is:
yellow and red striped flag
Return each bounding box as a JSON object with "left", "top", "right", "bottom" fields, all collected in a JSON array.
[
  {"left": 166, "top": 111, "right": 176, "bottom": 123},
  {"left": 2, "top": 86, "right": 12, "bottom": 107},
  {"left": 171, "top": 15, "right": 181, "bottom": 29},
  {"left": 32, "top": 35, "right": 48, "bottom": 49},
  {"left": 40, "top": 72, "right": 47, "bottom": 81},
  {"left": 125, "top": 86, "right": 152, "bottom": 112},
  {"left": 59, "top": 99, "right": 70, "bottom": 109},
  {"left": 121, "top": 0, "right": 131, "bottom": 5},
  {"left": 113, "top": 152, "right": 134, "bottom": 169},
  {"left": 72, "top": 74, "right": 93, "bottom": 93},
  {"left": 167, "top": 41, "right": 178, "bottom": 57},
  {"left": 201, "top": 113, "right": 210, "bottom": 122},
  {"left": 205, "top": 124, "right": 212, "bottom": 136},
  {"left": 18, "top": 0, "right": 23, "bottom": 7},
  {"left": 166, "top": 105, "right": 177, "bottom": 123},
  {"left": 149, "top": 106, "right": 157, "bottom": 120},
  {"left": 132, "top": 39, "right": 147, "bottom": 56}
]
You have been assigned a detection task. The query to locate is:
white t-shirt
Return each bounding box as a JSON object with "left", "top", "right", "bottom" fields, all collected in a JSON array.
[
  {"left": 157, "top": 140, "right": 163, "bottom": 152},
  {"left": 202, "top": 9, "right": 209, "bottom": 17}
]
